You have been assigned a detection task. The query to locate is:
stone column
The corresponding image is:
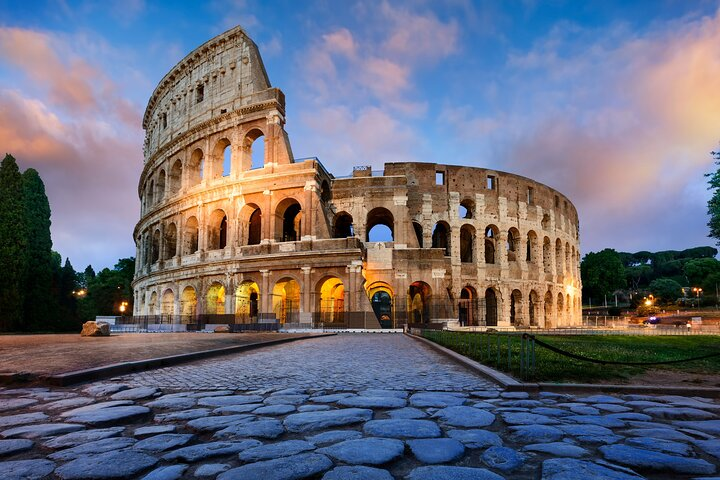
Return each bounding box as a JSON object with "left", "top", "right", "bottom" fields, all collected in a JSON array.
[
  {"left": 259, "top": 269, "right": 272, "bottom": 321},
  {"left": 262, "top": 191, "right": 273, "bottom": 242},
  {"left": 303, "top": 182, "right": 315, "bottom": 239}
]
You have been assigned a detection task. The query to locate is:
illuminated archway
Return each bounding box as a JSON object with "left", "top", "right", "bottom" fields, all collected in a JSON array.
[
  {"left": 273, "top": 278, "right": 300, "bottom": 324},
  {"left": 161, "top": 289, "right": 175, "bottom": 315},
  {"left": 235, "top": 281, "right": 260, "bottom": 323},
  {"left": 181, "top": 286, "right": 197, "bottom": 316},
  {"left": 206, "top": 282, "right": 226, "bottom": 315},
  {"left": 408, "top": 281, "right": 432, "bottom": 324},
  {"left": 316, "top": 277, "right": 345, "bottom": 323}
]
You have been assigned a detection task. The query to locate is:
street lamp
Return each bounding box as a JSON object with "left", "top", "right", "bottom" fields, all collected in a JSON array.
[
  {"left": 644, "top": 294, "right": 654, "bottom": 307},
  {"left": 119, "top": 301, "right": 129, "bottom": 316},
  {"left": 692, "top": 287, "right": 703, "bottom": 308}
]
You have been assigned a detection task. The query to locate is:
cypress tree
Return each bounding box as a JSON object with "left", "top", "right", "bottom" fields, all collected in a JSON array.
[
  {"left": 0, "top": 154, "right": 28, "bottom": 331},
  {"left": 22, "top": 168, "right": 53, "bottom": 331}
]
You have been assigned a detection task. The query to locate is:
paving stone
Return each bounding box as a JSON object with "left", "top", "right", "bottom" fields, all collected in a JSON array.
[
  {"left": 0, "top": 412, "right": 48, "bottom": 428},
  {"left": 187, "top": 414, "right": 255, "bottom": 432},
  {"left": 625, "top": 400, "right": 667, "bottom": 409},
  {"left": 49, "top": 436, "right": 137, "bottom": 461},
  {"left": 40, "top": 397, "right": 95, "bottom": 411},
  {"left": 145, "top": 396, "right": 196, "bottom": 410},
  {"left": 502, "top": 399, "right": 544, "bottom": 408},
  {"left": 110, "top": 386, "right": 159, "bottom": 400},
  {"left": 284, "top": 408, "right": 373, "bottom": 433},
  {"left": 297, "top": 405, "right": 330, "bottom": 412},
  {"left": 134, "top": 433, "right": 195, "bottom": 452},
  {"left": 578, "top": 395, "right": 624, "bottom": 404},
  {"left": 0, "top": 398, "right": 38, "bottom": 412},
  {"left": 472, "top": 391, "right": 500, "bottom": 399},
  {"left": 55, "top": 449, "right": 158, "bottom": 479},
  {"left": 695, "top": 439, "right": 720, "bottom": 459},
  {"left": 558, "top": 424, "right": 622, "bottom": 444},
  {"left": 523, "top": 442, "right": 589, "bottom": 457},
  {"left": 509, "top": 425, "right": 563, "bottom": 443},
  {"left": 321, "top": 466, "right": 394, "bottom": 480},
  {"left": 196, "top": 463, "right": 230, "bottom": 476},
  {"left": 433, "top": 406, "right": 495, "bottom": 427},
  {"left": 217, "top": 452, "right": 333, "bottom": 480},
  {"left": 155, "top": 408, "right": 210, "bottom": 422},
  {"left": 571, "top": 406, "right": 601, "bottom": 415},
  {"left": 60, "top": 400, "right": 135, "bottom": 417},
  {"left": 387, "top": 407, "right": 427, "bottom": 419},
  {"left": 141, "top": 464, "right": 188, "bottom": 480},
  {"left": 540, "top": 458, "right": 644, "bottom": 479},
  {"left": 625, "top": 436, "right": 692, "bottom": 456},
  {"left": 406, "top": 465, "right": 505, "bottom": 480},
  {"left": 625, "top": 427, "right": 694, "bottom": 442},
  {"left": 306, "top": 430, "right": 363, "bottom": 446},
  {"left": 162, "top": 440, "right": 262, "bottom": 462},
  {"left": 253, "top": 404, "right": 296, "bottom": 415},
  {"left": 214, "top": 418, "right": 285, "bottom": 439},
  {"left": 447, "top": 429, "right": 502, "bottom": 449},
  {"left": 0, "top": 438, "right": 33, "bottom": 457},
  {"left": 359, "top": 389, "right": 408, "bottom": 399},
  {"left": 500, "top": 412, "right": 557, "bottom": 425},
  {"left": 407, "top": 438, "right": 465, "bottom": 464},
  {"left": 199, "top": 395, "right": 264, "bottom": 407},
  {"left": 363, "top": 419, "right": 441, "bottom": 438},
  {"left": 594, "top": 403, "right": 632, "bottom": 413},
  {"left": 481, "top": 445, "right": 524, "bottom": 472},
  {"left": 84, "top": 384, "right": 128, "bottom": 397},
  {"left": 532, "top": 407, "right": 570, "bottom": 417},
  {"left": 2, "top": 422, "right": 84, "bottom": 439},
  {"left": 318, "top": 437, "right": 404, "bottom": 465},
  {"left": 191, "top": 390, "right": 235, "bottom": 398},
  {"left": 216, "top": 403, "right": 265, "bottom": 414},
  {"left": 66, "top": 405, "right": 151, "bottom": 426},
  {"left": 409, "top": 392, "right": 467, "bottom": 408},
  {"left": 338, "top": 396, "right": 406, "bottom": 408},
  {"left": 564, "top": 415, "right": 626, "bottom": 428},
  {"left": 0, "top": 459, "right": 55, "bottom": 479},
  {"left": 134, "top": 425, "right": 176, "bottom": 437},
  {"left": 674, "top": 420, "right": 720, "bottom": 435},
  {"left": 472, "top": 401, "right": 496, "bottom": 409},
  {"left": 501, "top": 391, "right": 530, "bottom": 399},
  {"left": 606, "top": 413, "right": 652, "bottom": 422},
  {"left": 645, "top": 407, "right": 717, "bottom": 421},
  {"left": 264, "top": 394, "right": 308, "bottom": 406},
  {"left": 310, "top": 393, "right": 355, "bottom": 403},
  {"left": 600, "top": 444, "right": 716, "bottom": 475},
  {"left": 240, "top": 440, "right": 316, "bottom": 462},
  {"left": 43, "top": 427, "right": 125, "bottom": 448},
  {"left": 657, "top": 396, "right": 720, "bottom": 410}
]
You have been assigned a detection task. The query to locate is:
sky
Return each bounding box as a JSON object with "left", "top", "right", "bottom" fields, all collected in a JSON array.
[{"left": 0, "top": 0, "right": 719, "bottom": 271}]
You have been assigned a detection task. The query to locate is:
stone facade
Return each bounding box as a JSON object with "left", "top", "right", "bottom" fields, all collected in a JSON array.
[{"left": 132, "top": 26, "right": 582, "bottom": 328}]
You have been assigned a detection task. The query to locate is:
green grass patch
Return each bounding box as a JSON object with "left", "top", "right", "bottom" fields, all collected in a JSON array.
[{"left": 421, "top": 330, "right": 720, "bottom": 383}]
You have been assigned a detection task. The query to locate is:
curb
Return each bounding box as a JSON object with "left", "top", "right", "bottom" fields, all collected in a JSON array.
[
  {"left": 405, "top": 332, "right": 720, "bottom": 397},
  {"left": 0, "top": 333, "right": 335, "bottom": 387}
]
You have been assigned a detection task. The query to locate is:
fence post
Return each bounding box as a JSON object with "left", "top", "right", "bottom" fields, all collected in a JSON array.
[
  {"left": 507, "top": 335, "right": 511, "bottom": 372},
  {"left": 496, "top": 334, "right": 500, "bottom": 368}
]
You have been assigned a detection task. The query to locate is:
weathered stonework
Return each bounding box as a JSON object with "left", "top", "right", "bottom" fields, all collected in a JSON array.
[{"left": 132, "top": 26, "right": 581, "bottom": 328}]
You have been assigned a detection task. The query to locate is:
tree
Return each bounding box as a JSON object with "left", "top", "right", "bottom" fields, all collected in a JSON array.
[
  {"left": 707, "top": 149, "right": 720, "bottom": 245},
  {"left": 0, "top": 154, "right": 28, "bottom": 331},
  {"left": 22, "top": 168, "right": 53, "bottom": 331},
  {"left": 649, "top": 278, "right": 683, "bottom": 304},
  {"left": 684, "top": 258, "right": 720, "bottom": 287},
  {"left": 78, "top": 258, "right": 135, "bottom": 320},
  {"left": 581, "top": 249, "right": 626, "bottom": 304}
]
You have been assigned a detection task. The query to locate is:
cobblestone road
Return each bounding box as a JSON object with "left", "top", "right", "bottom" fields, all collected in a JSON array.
[{"left": 0, "top": 333, "right": 719, "bottom": 480}]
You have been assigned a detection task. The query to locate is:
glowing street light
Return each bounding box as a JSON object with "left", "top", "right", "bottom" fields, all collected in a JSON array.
[
  {"left": 692, "top": 287, "right": 703, "bottom": 307},
  {"left": 644, "top": 294, "right": 654, "bottom": 307},
  {"left": 119, "top": 301, "right": 129, "bottom": 315}
]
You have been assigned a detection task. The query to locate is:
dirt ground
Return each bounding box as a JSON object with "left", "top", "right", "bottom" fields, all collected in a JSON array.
[{"left": 613, "top": 369, "right": 720, "bottom": 388}]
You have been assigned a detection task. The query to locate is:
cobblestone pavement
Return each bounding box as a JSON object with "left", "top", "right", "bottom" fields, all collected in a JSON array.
[{"left": 0, "top": 333, "right": 719, "bottom": 480}]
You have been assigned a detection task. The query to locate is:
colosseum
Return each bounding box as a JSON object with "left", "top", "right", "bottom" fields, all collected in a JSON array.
[{"left": 132, "top": 26, "right": 582, "bottom": 330}]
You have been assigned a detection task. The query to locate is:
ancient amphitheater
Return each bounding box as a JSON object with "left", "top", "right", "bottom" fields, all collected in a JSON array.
[{"left": 132, "top": 26, "right": 582, "bottom": 329}]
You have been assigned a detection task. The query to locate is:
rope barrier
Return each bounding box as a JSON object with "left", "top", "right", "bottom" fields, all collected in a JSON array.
[{"left": 523, "top": 333, "right": 720, "bottom": 366}]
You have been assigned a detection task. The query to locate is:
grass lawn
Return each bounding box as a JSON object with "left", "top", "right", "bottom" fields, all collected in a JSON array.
[{"left": 421, "top": 330, "right": 720, "bottom": 383}]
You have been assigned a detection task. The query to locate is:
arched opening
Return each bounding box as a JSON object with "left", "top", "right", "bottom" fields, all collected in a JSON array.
[
  {"left": 485, "top": 288, "right": 498, "bottom": 326},
  {"left": 161, "top": 289, "right": 175, "bottom": 315},
  {"left": 211, "top": 138, "right": 232, "bottom": 179},
  {"left": 151, "top": 229, "right": 160, "bottom": 263},
  {"left": 557, "top": 292, "right": 565, "bottom": 326},
  {"left": 408, "top": 281, "right": 432, "bottom": 324},
  {"left": 543, "top": 237, "right": 552, "bottom": 273},
  {"left": 235, "top": 281, "right": 260, "bottom": 323},
  {"left": 541, "top": 214, "right": 550, "bottom": 230},
  {"left": 459, "top": 286, "right": 477, "bottom": 326},
  {"left": 156, "top": 170, "right": 166, "bottom": 203},
  {"left": 368, "top": 282, "right": 394, "bottom": 328},
  {"left": 181, "top": 286, "right": 197, "bottom": 316},
  {"left": 412, "top": 222, "right": 423, "bottom": 247},
  {"left": 222, "top": 143, "right": 232, "bottom": 177},
  {"left": 485, "top": 226, "right": 498, "bottom": 264},
  {"left": 526, "top": 231, "right": 537, "bottom": 262},
  {"left": 208, "top": 210, "right": 228, "bottom": 250},
  {"left": 544, "top": 291, "right": 554, "bottom": 328},
  {"left": 248, "top": 207, "right": 262, "bottom": 245},
  {"left": 244, "top": 129, "right": 265, "bottom": 170},
  {"left": 510, "top": 289, "right": 523, "bottom": 326},
  {"left": 320, "top": 181, "right": 331, "bottom": 203},
  {"left": 272, "top": 278, "right": 300, "bottom": 324},
  {"left": 148, "top": 291, "right": 157, "bottom": 315},
  {"left": 460, "top": 224, "right": 475, "bottom": 263},
  {"left": 333, "top": 212, "right": 354, "bottom": 238},
  {"left": 169, "top": 159, "right": 182, "bottom": 194},
  {"left": 147, "top": 180, "right": 155, "bottom": 207},
  {"left": 163, "top": 223, "right": 177, "bottom": 260},
  {"left": 529, "top": 290, "right": 539, "bottom": 326},
  {"left": 183, "top": 217, "right": 199, "bottom": 255},
  {"left": 188, "top": 148, "right": 204, "bottom": 185},
  {"left": 555, "top": 239, "right": 563, "bottom": 274},
  {"left": 432, "top": 221, "right": 451, "bottom": 256},
  {"left": 276, "top": 199, "right": 302, "bottom": 242},
  {"left": 565, "top": 242, "right": 571, "bottom": 276},
  {"left": 206, "top": 283, "right": 226, "bottom": 315},
  {"left": 459, "top": 199, "right": 474, "bottom": 219},
  {"left": 316, "top": 277, "right": 345, "bottom": 324},
  {"left": 507, "top": 228, "right": 520, "bottom": 262},
  {"left": 366, "top": 207, "right": 394, "bottom": 242}
]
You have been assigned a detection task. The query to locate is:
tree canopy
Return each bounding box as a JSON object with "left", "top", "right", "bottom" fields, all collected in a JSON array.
[
  {"left": 707, "top": 149, "right": 720, "bottom": 245},
  {"left": 580, "top": 249, "right": 626, "bottom": 304}
]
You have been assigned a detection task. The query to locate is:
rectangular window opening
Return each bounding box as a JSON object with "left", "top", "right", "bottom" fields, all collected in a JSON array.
[
  {"left": 161, "top": 113, "right": 167, "bottom": 130},
  {"left": 554, "top": 195, "right": 559, "bottom": 207},
  {"left": 435, "top": 171, "right": 445, "bottom": 185},
  {"left": 487, "top": 175, "right": 496, "bottom": 190},
  {"left": 196, "top": 85, "right": 204, "bottom": 103},
  {"left": 527, "top": 187, "right": 534, "bottom": 205}
]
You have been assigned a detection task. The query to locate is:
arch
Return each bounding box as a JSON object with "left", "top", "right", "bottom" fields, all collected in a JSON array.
[
  {"left": 156, "top": 170, "right": 166, "bottom": 203},
  {"left": 507, "top": 228, "right": 520, "bottom": 262},
  {"left": 557, "top": 292, "right": 565, "bottom": 326},
  {"left": 566, "top": 293, "right": 572, "bottom": 324},
  {"left": 544, "top": 290, "right": 554, "bottom": 328},
  {"left": 163, "top": 223, "right": 177, "bottom": 260},
  {"left": 333, "top": 212, "right": 354, "bottom": 238},
  {"left": 147, "top": 179, "right": 155, "bottom": 207},
  {"left": 272, "top": 277, "right": 300, "bottom": 324},
  {"left": 169, "top": 159, "right": 182, "bottom": 194},
  {"left": 485, "top": 288, "right": 498, "bottom": 326},
  {"left": 528, "top": 290, "right": 539, "bottom": 326},
  {"left": 183, "top": 216, "right": 199, "bottom": 255},
  {"left": 510, "top": 289, "right": 523, "bottom": 326},
  {"left": 316, "top": 277, "right": 345, "bottom": 324},
  {"left": 408, "top": 281, "right": 432, "bottom": 324},
  {"left": 526, "top": 230, "right": 538, "bottom": 262},
  {"left": 541, "top": 214, "right": 550, "bottom": 230},
  {"left": 555, "top": 238, "right": 563, "bottom": 274},
  {"left": 235, "top": 280, "right": 260, "bottom": 322},
  {"left": 188, "top": 148, "right": 204, "bottom": 186},
  {"left": 151, "top": 229, "right": 160, "bottom": 263},
  {"left": 212, "top": 137, "right": 232, "bottom": 178},
  {"left": 206, "top": 282, "right": 226, "bottom": 315},
  {"left": 542, "top": 236, "right": 552, "bottom": 273},
  {"left": 459, "top": 286, "right": 477, "bottom": 326},
  {"left": 460, "top": 224, "right": 475, "bottom": 263},
  {"left": 412, "top": 222, "right": 423, "bottom": 248},
  {"left": 244, "top": 128, "right": 265, "bottom": 170},
  {"left": 431, "top": 221, "right": 451, "bottom": 256},
  {"left": 320, "top": 180, "right": 331, "bottom": 203},
  {"left": 248, "top": 207, "right": 262, "bottom": 245},
  {"left": 161, "top": 289, "right": 175, "bottom": 315},
  {"left": 180, "top": 286, "right": 197, "bottom": 316},
  {"left": 367, "top": 207, "right": 394, "bottom": 242},
  {"left": 485, "top": 225, "right": 498, "bottom": 264},
  {"left": 208, "top": 209, "right": 228, "bottom": 250},
  {"left": 276, "top": 198, "right": 302, "bottom": 242},
  {"left": 565, "top": 242, "right": 572, "bottom": 276},
  {"left": 368, "top": 282, "right": 394, "bottom": 328},
  {"left": 148, "top": 291, "right": 158, "bottom": 315},
  {"left": 459, "top": 198, "right": 474, "bottom": 219}
]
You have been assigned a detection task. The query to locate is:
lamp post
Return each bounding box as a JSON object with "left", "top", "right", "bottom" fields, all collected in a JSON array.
[
  {"left": 119, "top": 301, "right": 128, "bottom": 317},
  {"left": 692, "top": 287, "right": 703, "bottom": 308}
]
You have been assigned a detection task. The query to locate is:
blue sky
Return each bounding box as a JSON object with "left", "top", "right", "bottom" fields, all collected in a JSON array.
[{"left": 0, "top": 0, "right": 719, "bottom": 270}]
